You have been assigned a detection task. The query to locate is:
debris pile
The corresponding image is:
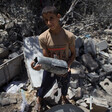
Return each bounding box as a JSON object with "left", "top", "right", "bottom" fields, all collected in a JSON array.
[{"left": 0, "top": 0, "right": 112, "bottom": 112}]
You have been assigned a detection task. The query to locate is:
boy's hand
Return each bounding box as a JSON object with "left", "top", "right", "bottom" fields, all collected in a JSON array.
[
  {"left": 31, "top": 61, "right": 42, "bottom": 71},
  {"left": 68, "top": 67, "right": 71, "bottom": 72}
]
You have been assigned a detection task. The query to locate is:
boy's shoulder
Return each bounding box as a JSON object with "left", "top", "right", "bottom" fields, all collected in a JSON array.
[
  {"left": 63, "top": 28, "right": 76, "bottom": 38},
  {"left": 39, "top": 29, "right": 49, "bottom": 39}
]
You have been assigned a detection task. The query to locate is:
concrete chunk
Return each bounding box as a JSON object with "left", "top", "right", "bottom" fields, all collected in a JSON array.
[
  {"left": 96, "top": 40, "right": 108, "bottom": 51},
  {"left": 102, "top": 64, "right": 112, "bottom": 73},
  {"left": 81, "top": 53, "right": 99, "bottom": 72},
  {"left": 68, "top": 87, "right": 82, "bottom": 99},
  {"left": 84, "top": 38, "right": 96, "bottom": 56},
  {"left": 75, "top": 37, "right": 83, "bottom": 48},
  {"left": 100, "top": 78, "right": 112, "bottom": 96},
  {"left": 69, "top": 79, "right": 79, "bottom": 89},
  {"left": 87, "top": 72, "right": 99, "bottom": 82},
  {"left": 104, "top": 29, "right": 112, "bottom": 35}
]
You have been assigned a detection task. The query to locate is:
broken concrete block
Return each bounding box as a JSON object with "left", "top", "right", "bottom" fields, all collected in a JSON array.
[
  {"left": 68, "top": 87, "right": 82, "bottom": 99},
  {"left": 9, "top": 98, "right": 17, "bottom": 104},
  {"left": 102, "top": 64, "right": 112, "bottom": 74},
  {"left": 105, "top": 94, "right": 112, "bottom": 107},
  {"left": 8, "top": 52, "right": 19, "bottom": 59},
  {"left": 96, "top": 40, "right": 108, "bottom": 51},
  {"left": 0, "top": 30, "right": 8, "bottom": 43},
  {"left": 99, "top": 58, "right": 107, "bottom": 65},
  {"left": 69, "top": 79, "right": 79, "bottom": 89},
  {"left": 84, "top": 38, "right": 97, "bottom": 56},
  {"left": 75, "top": 37, "right": 83, "bottom": 48},
  {"left": 87, "top": 72, "right": 99, "bottom": 82},
  {"left": 76, "top": 99, "right": 88, "bottom": 108},
  {"left": 99, "top": 51, "right": 109, "bottom": 58},
  {"left": 99, "top": 71, "right": 107, "bottom": 80},
  {"left": 81, "top": 53, "right": 99, "bottom": 72},
  {"left": 0, "top": 98, "right": 10, "bottom": 106},
  {"left": 104, "top": 29, "right": 112, "bottom": 35},
  {"left": 100, "top": 78, "right": 112, "bottom": 96},
  {"left": 93, "top": 89, "right": 112, "bottom": 107}
]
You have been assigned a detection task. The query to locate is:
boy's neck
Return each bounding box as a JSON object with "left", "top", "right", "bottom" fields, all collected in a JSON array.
[{"left": 50, "top": 25, "right": 62, "bottom": 34}]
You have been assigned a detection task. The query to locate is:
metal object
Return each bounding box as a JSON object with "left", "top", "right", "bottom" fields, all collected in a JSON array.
[{"left": 34, "top": 56, "right": 68, "bottom": 75}]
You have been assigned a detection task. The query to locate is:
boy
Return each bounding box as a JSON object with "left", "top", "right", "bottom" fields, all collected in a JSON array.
[{"left": 31, "top": 6, "right": 76, "bottom": 111}]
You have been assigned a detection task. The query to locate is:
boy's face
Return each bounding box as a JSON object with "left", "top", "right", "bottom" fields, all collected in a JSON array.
[{"left": 42, "top": 12, "right": 60, "bottom": 31}]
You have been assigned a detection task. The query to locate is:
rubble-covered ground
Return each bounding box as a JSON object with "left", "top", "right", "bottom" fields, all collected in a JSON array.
[{"left": 0, "top": 0, "right": 112, "bottom": 112}]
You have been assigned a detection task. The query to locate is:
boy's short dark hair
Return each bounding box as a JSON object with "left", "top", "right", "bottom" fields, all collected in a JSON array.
[{"left": 42, "top": 6, "right": 58, "bottom": 15}]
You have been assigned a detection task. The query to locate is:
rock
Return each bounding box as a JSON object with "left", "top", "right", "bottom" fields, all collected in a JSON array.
[
  {"left": 0, "top": 98, "right": 10, "bottom": 106},
  {"left": 5, "top": 21, "right": 15, "bottom": 30},
  {"left": 84, "top": 38, "right": 97, "bottom": 56},
  {"left": 76, "top": 99, "right": 88, "bottom": 107},
  {"left": 102, "top": 64, "right": 112, "bottom": 74},
  {"left": 104, "top": 29, "right": 112, "bottom": 35},
  {"left": 87, "top": 72, "right": 99, "bottom": 82},
  {"left": 75, "top": 37, "right": 83, "bottom": 48},
  {"left": 8, "top": 52, "right": 19, "bottom": 59},
  {"left": 96, "top": 40, "right": 108, "bottom": 51},
  {"left": 81, "top": 53, "right": 99, "bottom": 72},
  {"left": 69, "top": 79, "right": 79, "bottom": 89},
  {"left": 0, "top": 13, "right": 5, "bottom": 27},
  {"left": 9, "top": 98, "right": 17, "bottom": 104},
  {"left": 0, "top": 47, "right": 9, "bottom": 58},
  {"left": 68, "top": 87, "right": 82, "bottom": 99},
  {"left": 108, "top": 55, "right": 112, "bottom": 64},
  {"left": 100, "top": 78, "right": 112, "bottom": 96},
  {"left": 0, "top": 30, "right": 8, "bottom": 44}
]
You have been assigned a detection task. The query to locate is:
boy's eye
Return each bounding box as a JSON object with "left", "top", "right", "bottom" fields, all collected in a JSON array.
[
  {"left": 43, "top": 16, "right": 54, "bottom": 23},
  {"left": 44, "top": 19, "right": 48, "bottom": 22},
  {"left": 50, "top": 17, "right": 53, "bottom": 20}
]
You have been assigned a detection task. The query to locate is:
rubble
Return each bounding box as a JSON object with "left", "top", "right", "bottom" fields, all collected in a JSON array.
[
  {"left": 0, "top": 0, "right": 112, "bottom": 112},
  {"left": 100, "top": 78, "right": 112, "bottom": 96}
]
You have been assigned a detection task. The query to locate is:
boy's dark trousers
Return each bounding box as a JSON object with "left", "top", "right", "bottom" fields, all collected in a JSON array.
[{"left": 37, "top": 70, "right": 71, "bottom": 97}]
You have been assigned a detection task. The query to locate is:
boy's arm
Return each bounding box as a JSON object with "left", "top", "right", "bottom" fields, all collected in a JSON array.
[
  {"left": 67, "top": 45, "right": 76, "bottom": 69},
  {"left": 43, "top": 49, "right": 49, "bottom": 57}
]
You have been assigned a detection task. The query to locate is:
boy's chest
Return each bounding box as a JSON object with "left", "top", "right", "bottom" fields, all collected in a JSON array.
[
  {"left": 47, "top": 33, "right": 68, "bottom": 48},
  {"left": 46, "top": 34, "right": 69, "bottom": 59}
]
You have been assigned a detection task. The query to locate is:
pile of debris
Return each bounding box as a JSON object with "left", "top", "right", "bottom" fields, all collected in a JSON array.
[
  {"left": 0, "top": 0, "right": 112, "bottom": 112},
  {"left": 68, "top": 29, "right": 112, "bottom": 112}
]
